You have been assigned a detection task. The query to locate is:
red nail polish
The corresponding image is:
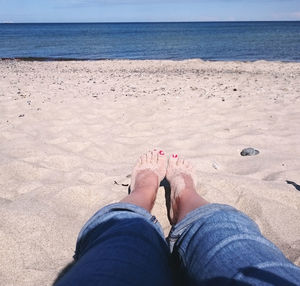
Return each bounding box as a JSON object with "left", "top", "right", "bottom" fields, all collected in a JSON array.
[
  {"left": 159, "top": 150, "right": 164, "bottom": 155},
  {"left": 172, "top": 154, "right": 178, "bottom": 158}
]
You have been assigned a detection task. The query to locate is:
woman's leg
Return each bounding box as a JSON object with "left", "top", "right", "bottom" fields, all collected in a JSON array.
[
  {"left": 166, "top": 155, "right": 300, "bottom": 286},
  {"left": 55, "top": 151, "right": 174, "bottom": 286}
]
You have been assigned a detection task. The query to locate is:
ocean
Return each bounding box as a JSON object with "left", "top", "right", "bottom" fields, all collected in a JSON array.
[{"left": 0, "top": 22, "right": 299, "bottom": 61}]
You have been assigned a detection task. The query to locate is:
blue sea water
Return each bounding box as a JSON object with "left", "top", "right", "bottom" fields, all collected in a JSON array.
[{"left": 0, "top": 22, "right": 299, "bottom": 61}]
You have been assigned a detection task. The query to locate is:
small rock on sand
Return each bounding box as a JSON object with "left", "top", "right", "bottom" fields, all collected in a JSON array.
[
  {"left": 240, "top": 147, "right": 260, "bottom": 156},
  {"left": 212, "top": 162, "right": 220, "bottom": 170}
]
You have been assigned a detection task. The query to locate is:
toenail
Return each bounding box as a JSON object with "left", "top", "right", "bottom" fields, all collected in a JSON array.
[
  {"left": 172, "top": 154, "right": 178, "bottom": 158},
  {"left": 159, "top": 150, "right": 165, "bottom": 155}
]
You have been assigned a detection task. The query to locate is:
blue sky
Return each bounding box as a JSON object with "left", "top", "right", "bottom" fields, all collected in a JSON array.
[{"left": 1, "top": 0, "right": 300, "bottom": 23}]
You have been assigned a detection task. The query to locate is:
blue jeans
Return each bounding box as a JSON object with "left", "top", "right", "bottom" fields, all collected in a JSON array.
[{"left": 55, "top": 203, "right": 300, "bottom": 286}]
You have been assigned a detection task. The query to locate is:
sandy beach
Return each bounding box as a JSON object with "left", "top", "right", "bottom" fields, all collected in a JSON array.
[{"left": 0, "top": 59, "right": 300, "bottom": 285}]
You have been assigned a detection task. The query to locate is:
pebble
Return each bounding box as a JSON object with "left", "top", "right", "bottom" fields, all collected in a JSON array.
[
  {"left": 240, "top": 147, "right": 260, "bottom": 156},
  {"left": 212, "top": 162, "right": 220, "bottom": 170}
]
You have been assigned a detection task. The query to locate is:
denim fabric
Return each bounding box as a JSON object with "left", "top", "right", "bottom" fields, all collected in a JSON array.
[
  {"left": 56, "top": 203, "right": 174, "bottom": 286},
  {"left": 56, "top": 203, "right": 300, "bottom": 286},
  {"left": 168, "top": 203, "right": 300, "bottom": 285}
]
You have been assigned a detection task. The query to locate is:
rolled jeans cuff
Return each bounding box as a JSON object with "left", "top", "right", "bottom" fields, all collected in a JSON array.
[
  {"left": 74, "top": 203, "right": 164, "bottom": 259},
  {"left": 167, "top": 203, "right": 253, "bottom": 252}
]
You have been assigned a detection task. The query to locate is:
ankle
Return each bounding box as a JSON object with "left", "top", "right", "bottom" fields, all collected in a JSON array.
[
  {"left": 171, "top": 183, "right": 196, "bottom": 200},
  {"left": 171, "top": 188, "right": 209, "bottom": 224},
  {"left": 131, "top": 185, "right": 157, "bottom": 199},
  {"left": 133, "top": 171, "right": 159, "bottom": 191},
  {"left": 121, "top": 188, "right": 157, "bottom": 212}
]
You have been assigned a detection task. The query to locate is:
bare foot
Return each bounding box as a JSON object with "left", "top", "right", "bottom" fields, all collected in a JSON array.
[
  {"left": 121, "top": 150, "right": 167, "bottom": 212},
  {"left": 166, "top": 155, "right": 209, "bottom": 225}
]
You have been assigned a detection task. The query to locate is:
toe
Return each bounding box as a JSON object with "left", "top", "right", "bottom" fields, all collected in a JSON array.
[
  {"left": 138, "top": 156, "right": 143, "bottom": 165},
  {"left": 157, "top": 150, "right": 166, "bottom": 166},
  {"left": 168, "top": 154, "right": 178, "bottom": 168},
  {"left": 184, "top": 160, "right": 191, "bottom": 168},
  {"left": 152, "top": 150, "right": 159, "bottom": 163},
  {"left": 141, "top": 153, "right": 147, "bottom": 164},
  {"left": 158, "top": 150, "right": 166, "bottom": 163},
  {"left": 158, "top": 150, "right": 167, "bottom": 177},
  {"left": 177, "top": 158, "right": 184, "bottom": 166},
  {"left": 146, "top": 150, "right": 153, "bottom": 163}
]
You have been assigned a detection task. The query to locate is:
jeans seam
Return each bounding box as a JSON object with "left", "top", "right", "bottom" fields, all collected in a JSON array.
[{"left": 233, "top": 262, "right": 300, "bottom": 285}]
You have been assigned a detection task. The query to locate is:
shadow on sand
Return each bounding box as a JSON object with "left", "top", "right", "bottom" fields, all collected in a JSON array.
[{"left": 286, "top": 180, "right": 300, "bottom": 191}]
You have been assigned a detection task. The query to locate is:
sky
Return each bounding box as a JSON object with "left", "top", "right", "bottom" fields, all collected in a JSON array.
[{"left": 1, "top": 0, "right": 300, "bottom": 23}]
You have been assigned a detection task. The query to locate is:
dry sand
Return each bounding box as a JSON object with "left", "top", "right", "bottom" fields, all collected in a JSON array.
[{"left": 0, "top": 59, "right": 300, "bottom": 285}]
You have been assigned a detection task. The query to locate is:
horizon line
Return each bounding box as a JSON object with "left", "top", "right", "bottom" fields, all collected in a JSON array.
[{"left": 1, "top": 20, "right": 300, "bottom": 24}]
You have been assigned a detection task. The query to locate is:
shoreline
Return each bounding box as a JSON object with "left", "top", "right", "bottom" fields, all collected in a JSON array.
[{"left": 1, "top": 57, "right": 300, "bottom": 63}]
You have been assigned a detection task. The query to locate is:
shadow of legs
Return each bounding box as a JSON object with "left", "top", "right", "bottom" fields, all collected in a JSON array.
[{"left": 161, "top": 178, "right": 172, "bottom": 224}]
